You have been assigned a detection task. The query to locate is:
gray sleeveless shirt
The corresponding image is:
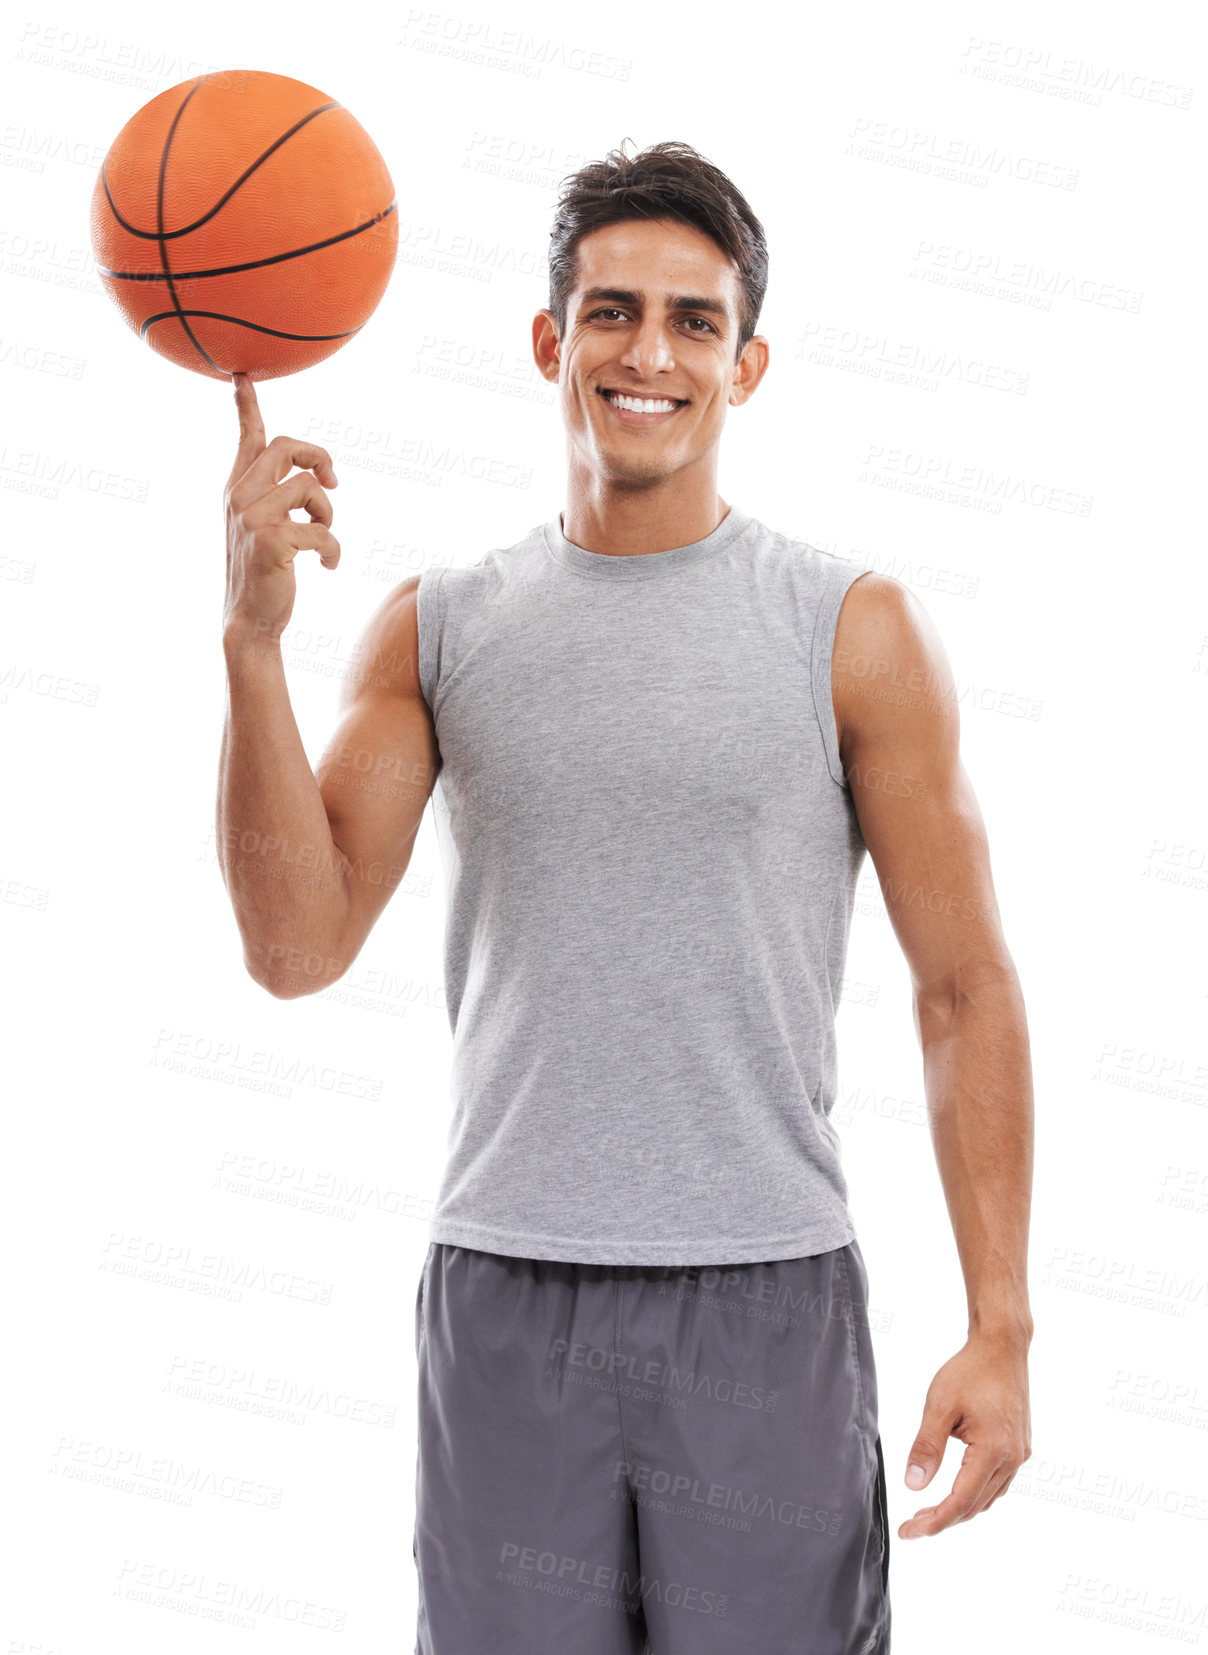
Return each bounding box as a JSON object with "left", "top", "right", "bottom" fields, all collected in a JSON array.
[{"left": 416, "top": 503, "right": 873, "bottom": 1265}]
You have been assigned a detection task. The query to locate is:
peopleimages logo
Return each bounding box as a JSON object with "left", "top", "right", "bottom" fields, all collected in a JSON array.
[
  {"left": 546, "top": 1336, "right": 778, "bottom": 1411},
  {"left": 615, "top": 1456, "right": 844, "bottom": 1536},
  {"left": 398, "top": 11, "right": 633, "bottom": 82},
  {"left": 496, "top": 1541, "right": 727, "bottom": 1618}
]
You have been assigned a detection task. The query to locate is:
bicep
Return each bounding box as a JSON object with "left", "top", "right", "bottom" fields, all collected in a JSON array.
[
  {"left": 315, "top": 577, "right": 441, "bottom": 954},
  {"left": 832, "top": 574, "right": 1012, "bottom": 1005}
]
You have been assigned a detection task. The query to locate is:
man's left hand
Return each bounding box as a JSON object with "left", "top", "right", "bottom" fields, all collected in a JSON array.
[{"left": 898, "top": 1332, "right": 1032, "bottom": 1539}]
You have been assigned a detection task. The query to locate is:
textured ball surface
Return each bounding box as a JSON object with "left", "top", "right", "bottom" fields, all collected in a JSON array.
[{"left": 89, "top": 69, "right": 398, "bottom": 380}]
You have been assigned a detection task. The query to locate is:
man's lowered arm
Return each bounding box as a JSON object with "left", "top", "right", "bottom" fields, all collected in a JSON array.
[{"left": 833, "top": 572, "right": 1034, "bottom": 1541}]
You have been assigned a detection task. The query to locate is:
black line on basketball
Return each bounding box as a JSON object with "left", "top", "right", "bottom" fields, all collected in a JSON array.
[
  {"left": 98, "top": 202, "right": 397, "bottom": 282},
  {"left": 156, "top": 82, "right": 220, "bottom": 372},
  {"left": 102, "top": 98, "right": 343, "bottom": 239},
  {"left": 139, "top": 309, "right": 366, "bottom": 343}
]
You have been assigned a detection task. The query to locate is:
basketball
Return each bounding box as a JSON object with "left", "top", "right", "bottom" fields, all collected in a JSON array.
[{"left": 89, "top": 69, "right": 398, "bottom": 382}]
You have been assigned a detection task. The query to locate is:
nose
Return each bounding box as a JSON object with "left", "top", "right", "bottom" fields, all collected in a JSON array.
[{"left": 616, "top": 317, "right": 677, "bottom": 379}]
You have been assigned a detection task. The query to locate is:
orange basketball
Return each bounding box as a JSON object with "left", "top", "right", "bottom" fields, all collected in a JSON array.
[{"left": 89, "top": 69, "right": 398, "bottom": 382}]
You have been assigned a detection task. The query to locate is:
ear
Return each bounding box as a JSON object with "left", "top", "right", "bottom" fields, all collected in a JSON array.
[
  {"left": 532, "top": 310, "right": 562, "bottom": 384},
  {"left": 731, "top": 334, "right": 770, "bottom": 405}
]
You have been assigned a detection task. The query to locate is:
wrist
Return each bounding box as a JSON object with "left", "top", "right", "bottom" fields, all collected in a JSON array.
[
  {"left": 968, "top": 1304, "right": 1033, "bottom": 1348},
  {"left": 223, "top": 615, "right": 284, "bottom": 658}
]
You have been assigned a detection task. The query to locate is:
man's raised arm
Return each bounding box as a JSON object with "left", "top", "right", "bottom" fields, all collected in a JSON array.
[{"left": 217, "top": 373, "right": 439, "bottom": 999}]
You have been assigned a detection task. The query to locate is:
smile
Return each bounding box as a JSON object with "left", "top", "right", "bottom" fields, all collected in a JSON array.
[{"left": 597, "top": 387, "right": 687, "bottom": 425}]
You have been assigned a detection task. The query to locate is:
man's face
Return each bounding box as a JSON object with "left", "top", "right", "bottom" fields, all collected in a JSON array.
[{"left": 533, "top": 217, "right": 767, "bottom": 489}]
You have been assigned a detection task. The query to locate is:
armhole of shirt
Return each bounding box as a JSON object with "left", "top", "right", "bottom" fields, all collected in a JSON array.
[
  {"left": 415, "top": 567, "right": 446, "bottom": 715},
  {"left": 810, "top": 559, "right": 874, "bottom": 790}
]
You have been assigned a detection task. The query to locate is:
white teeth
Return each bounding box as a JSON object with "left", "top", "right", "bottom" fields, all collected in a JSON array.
[{"left": 603, "top": 391, "right": 681, "bottom": 414}]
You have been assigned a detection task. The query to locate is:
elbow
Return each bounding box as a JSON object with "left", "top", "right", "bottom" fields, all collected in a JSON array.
[
  {"left": 243, "top": 948, "right": 323, "bottom": 1001},
  {"left": 913, "top": 959, "right": 1021, "bottom": 1031},
  {"left": 255, "top": 963, "right": 333, "bottom": 1000},
  {"left": 253, "top": 941, "right": 350, "bottom": 1000},
  {"left": 260, "top": 973, "right": 311, "bottom": 1001}
]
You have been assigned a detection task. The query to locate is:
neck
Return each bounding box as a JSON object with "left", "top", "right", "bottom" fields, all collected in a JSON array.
[{"left": 560, "top": 471, "right": 729, "bottom": 559}]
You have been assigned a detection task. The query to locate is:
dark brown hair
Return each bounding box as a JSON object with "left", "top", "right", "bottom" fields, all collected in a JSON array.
[{"left": 547, "top": 138, "right": 768, "bottom": 364}]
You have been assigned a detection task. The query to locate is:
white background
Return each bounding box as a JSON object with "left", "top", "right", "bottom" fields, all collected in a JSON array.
[{"left": 2, "top": 2, "right": 1206, "bottom": 1650}]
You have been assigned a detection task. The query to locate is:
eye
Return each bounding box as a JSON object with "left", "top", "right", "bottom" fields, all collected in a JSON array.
[{"left": 587, "top": 307, "right": 716, "bottom": 335}]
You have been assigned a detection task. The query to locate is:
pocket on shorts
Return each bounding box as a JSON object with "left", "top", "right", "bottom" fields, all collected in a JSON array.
[
  {"left": 832, "top": 1244, "right": 868, "bottom": 1418},
  {"left": 415, "top": 1243, "right": 434, "bottom": 1358},
  {"left": 872, "top": 1430, "right": 890, "bottom": 1598},
  {"left": 836, "top": 1240, "right": 880, "bottom": 1439}
]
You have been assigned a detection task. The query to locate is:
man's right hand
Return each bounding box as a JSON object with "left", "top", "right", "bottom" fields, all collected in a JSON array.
[{"left": 223, "top": 371, "right": 341, "bottom": 643}]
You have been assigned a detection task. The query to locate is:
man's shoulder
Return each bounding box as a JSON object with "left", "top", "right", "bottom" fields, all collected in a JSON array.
[
  {"left": 835, "top": 567, "right": 933, "bottom": 643},
  {"left": 832, "top": 569, "right": 959, "bottom": 745},
  {"left": 427, "top": 521, "right": 548, "bottom": 595},
  {"left": 742, "top": 516, "right": 877, "bottom": 588}
]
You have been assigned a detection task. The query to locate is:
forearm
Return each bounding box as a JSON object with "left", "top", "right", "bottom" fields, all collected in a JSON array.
[
  {"left": 217, "top": 624, "right": 351, "bottom": 996},
  {"left": 915, "top": 967, "right": 1035, "bottom": 1346}
]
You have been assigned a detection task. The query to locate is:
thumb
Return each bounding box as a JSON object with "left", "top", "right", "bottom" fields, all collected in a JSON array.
[{"left": 905, "top": 1417, "right": 948, "bottom": 1490}]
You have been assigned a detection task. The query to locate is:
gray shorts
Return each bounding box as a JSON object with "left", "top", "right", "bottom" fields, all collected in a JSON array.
[{"left": 413, "top": 1240, "right": 890, "bottom": 1653}]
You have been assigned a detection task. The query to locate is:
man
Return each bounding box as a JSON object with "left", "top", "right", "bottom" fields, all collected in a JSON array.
[{"left": 219, "top": 139, "right": 1033, "bottom": 1654}]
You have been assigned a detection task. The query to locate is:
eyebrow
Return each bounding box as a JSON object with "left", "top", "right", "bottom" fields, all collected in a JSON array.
[{"left": 577, "top": 285, "right": 731, "bottom": 323}]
